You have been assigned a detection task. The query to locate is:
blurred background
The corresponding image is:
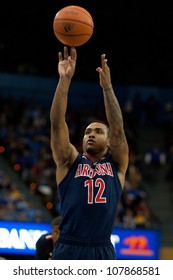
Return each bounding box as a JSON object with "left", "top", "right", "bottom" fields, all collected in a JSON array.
[{"left": 0, "top": 0, "right": 173, "bottom": 260}]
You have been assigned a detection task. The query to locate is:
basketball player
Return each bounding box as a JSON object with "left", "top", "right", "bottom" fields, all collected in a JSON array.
[
  {"left": 50, "top": 46, "right": 129, "bottom": 260},
  {"left": 35, "top": 216, "right": 62, "bottom": 260}
]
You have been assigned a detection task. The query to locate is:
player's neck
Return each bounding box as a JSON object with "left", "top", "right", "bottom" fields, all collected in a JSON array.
[{"left": 83, "top": 152, "right": 107, "bottom": 163}]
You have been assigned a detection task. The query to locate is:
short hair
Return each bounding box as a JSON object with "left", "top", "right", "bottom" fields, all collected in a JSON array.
[
  {"left": 87, "top": 120, "right": 110, "bottom": 136},
  {"left": 87, "top": 119, "right": 109, "bottom": 128}
]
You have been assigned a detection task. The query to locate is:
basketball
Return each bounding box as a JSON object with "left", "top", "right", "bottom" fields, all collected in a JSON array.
[{"left": 53, "top": 5, "right": 94, "bottom": 47}]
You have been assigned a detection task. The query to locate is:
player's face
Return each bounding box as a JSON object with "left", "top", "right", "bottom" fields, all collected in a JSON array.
[
  {"left": 82, "top": 122, "right": 109, "bottom": 155},
  {"left": 52, "top": 225, "right": 60, "bottom": 244}
]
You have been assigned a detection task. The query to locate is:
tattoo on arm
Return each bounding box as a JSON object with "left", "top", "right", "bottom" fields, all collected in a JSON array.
[{"left": 103, "top": 88, "right": 123, "bottom": 125}]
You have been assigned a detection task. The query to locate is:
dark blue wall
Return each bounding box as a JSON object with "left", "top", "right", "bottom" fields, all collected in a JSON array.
[{"left": 0, "top": 72, "right": 173, "bottom": 109}]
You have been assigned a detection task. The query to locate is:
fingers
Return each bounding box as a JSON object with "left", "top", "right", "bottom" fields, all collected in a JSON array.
[
  {"left": 70, "top": 47, "right": 77, "bottom": 60},
  {"left": 58, "top": 46, "right": 76, "bottom": 61},
  {"left": 96, "top": 67, "right": 102, "bottom": 73},
  {"left": 58, "top": 46, "right": 67, "bottom": 61},
  {"left": 63, "top": 46, "right": 68, "bottom": 60},
  {"left": 101, "top": 54, "right": 108, "bottom": 69},
  {"left": 101, "top": 54, "right": 106, "bottom": 61},
  {"left": 58, "top": 51, "right": 63, "bottom": 61},
  {"left": 96, "top": 53, "right": 108, "bottom": 72}
]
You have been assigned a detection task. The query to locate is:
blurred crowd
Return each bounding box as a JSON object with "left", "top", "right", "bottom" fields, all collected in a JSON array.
[{"left": 0, "top": 91, "right": 173, "bottom": 229}]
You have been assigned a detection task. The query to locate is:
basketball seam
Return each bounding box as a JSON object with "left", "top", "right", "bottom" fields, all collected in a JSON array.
[
  {"left": 54, "top": 19, "right": 94, "bottom": 29},
  {"left": 57, "top": 6, "right": 93, "bottom": 20},
  {"left": 54, "top": 32, "right": 91, "bottom": 37}
]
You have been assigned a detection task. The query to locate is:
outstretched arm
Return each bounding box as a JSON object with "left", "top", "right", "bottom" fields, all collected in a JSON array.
[
  {"left": 50, "top": 47, "right": 78, "bottom": 183},
  {"left": 96, "top": 54, "right": 129, "bottom": 187}
]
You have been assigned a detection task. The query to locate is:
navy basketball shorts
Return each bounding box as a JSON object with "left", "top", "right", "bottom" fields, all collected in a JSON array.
[{"left": 51, "top": 235, "right": 116, "bottom": 260}]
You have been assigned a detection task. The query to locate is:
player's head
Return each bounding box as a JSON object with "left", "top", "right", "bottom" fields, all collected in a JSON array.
[
  {"left": 51, "top": 216, "right": 62, "bottom": 244},
  {"left": 82, "top": 121, "right": 110, "bottom": 156}
]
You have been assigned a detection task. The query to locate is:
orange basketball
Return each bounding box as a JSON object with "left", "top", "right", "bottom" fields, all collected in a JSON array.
[{"left": 53, "top": 5, "right": 94, "bottom": 47}]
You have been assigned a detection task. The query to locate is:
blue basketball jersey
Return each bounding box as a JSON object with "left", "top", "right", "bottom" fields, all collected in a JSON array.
[{"left": 57, "top": 153, "right": 122, "bottom": 240}]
